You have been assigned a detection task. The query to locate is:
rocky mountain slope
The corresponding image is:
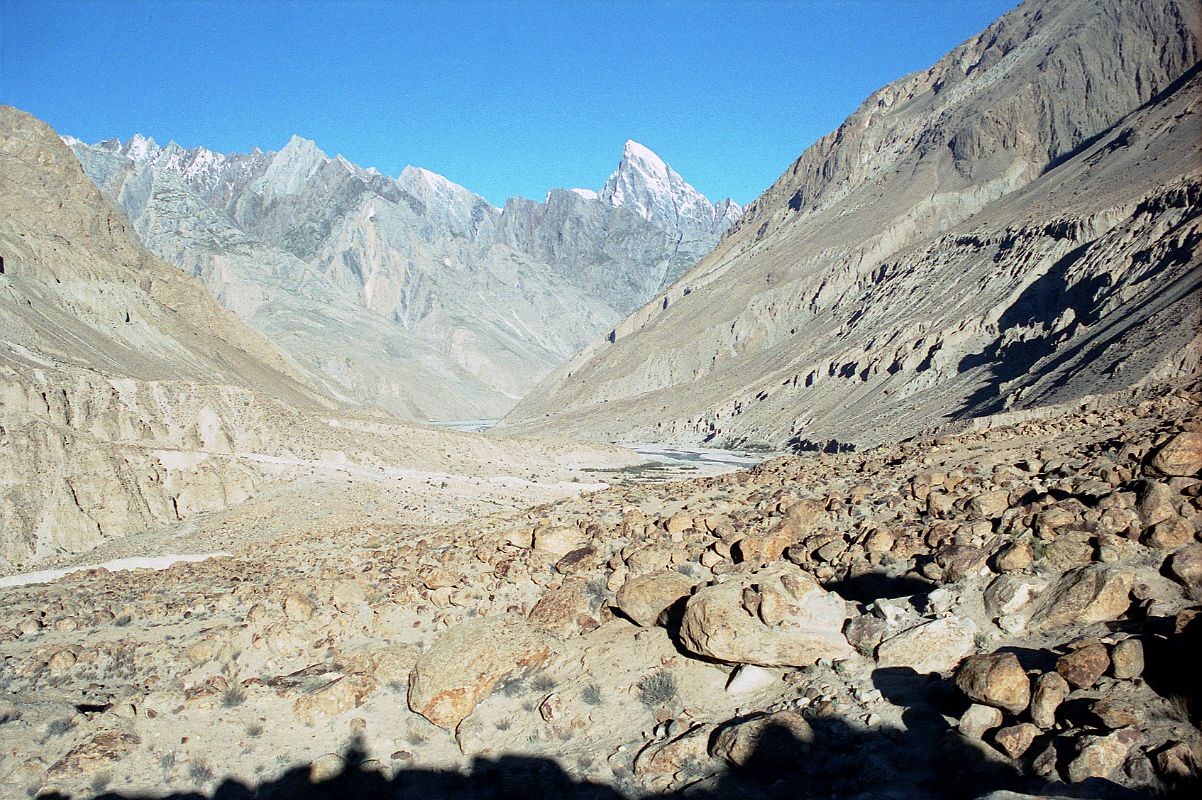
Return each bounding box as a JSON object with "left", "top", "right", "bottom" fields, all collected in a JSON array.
[
  {"left": 4, "top": 379, "right": 1199, "bottom": 799},
  {"left": 68, "top": 136, "right": 740, "bottom": 421},
  {"left": 0, "top": 106, "right": 634, "bottom": 573},
  {"left": 503, "top": 0, "right": 1202, "bottom": 450}
]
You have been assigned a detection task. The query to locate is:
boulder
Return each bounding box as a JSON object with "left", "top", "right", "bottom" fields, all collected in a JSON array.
[
  {"left": 955, "top": 653, "right": 1030, "bottom": 715},
  {"left": 678, "top": 562, "right": 852, "bottom": 666},
  {"left": 1145, "top": 431, "right": 1202, "bottom": 477},
  {"left": 1143, "top": 517, "right": 1194, "bottom": 549},
  {"left": 293, "top": 674, "right": 377, "bottom": 725},
  {"left": 532, "top": 526, "right": 582, "bottom": 557},
  {"left": 1137, "top": 481, "right": 1178, "bottom": 527},
  {"left": 735, "top": 526, "right": 805, "bottom": 564},
  {"left": 1055, "top": 642, "right": 1109, "bottom": 689},
  {"left": 994, "top": 723, "right": 1040, "bottom": 759},
  {"left": 528, "top": 577, "right": 597, "bottom": 637},
  {"left": 615, "top": 570, "right": 697, "bottom": 627},
  {"left": 969, "top": 491, "right": 1010, "bottom": 519},
  {"left": 1030, "top": 671, "right": 1069, "bottom": 730},
  {"left": 710, "top": 710, "right": 813, "bottom": 772},
  {"left": 1167, "top": 543, "right": 1202, "bottom": 592},
  {"left": 1027, "top": 565, "right": 1132, "bottom": 631},
  {"left": 408, "top": 615, "right": 556, "bottom": 729},
  {"left": 1067, "top": 729, "right": 1140, "bottom": 783},
  {"left": 875, "top": 616, "right": 977, "bottom": 674},
  {"left": 1109, "top": 638, "right": 1144, "bottom": 680},
  {"left": 959, "top": 703, "right": 1004, "bottom": 739}
]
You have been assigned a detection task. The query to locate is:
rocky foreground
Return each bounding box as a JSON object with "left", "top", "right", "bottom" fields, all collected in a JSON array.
[{"left": 2, "top": 383, "right": 1201, "bottom": 799}]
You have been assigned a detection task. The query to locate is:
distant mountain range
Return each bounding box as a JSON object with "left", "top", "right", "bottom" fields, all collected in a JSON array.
[{"left": 67, "top": 135, "right": 740, "bottom": 420}]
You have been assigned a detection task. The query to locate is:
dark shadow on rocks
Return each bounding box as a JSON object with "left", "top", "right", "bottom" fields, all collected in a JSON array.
[
  {"left": 823, "top": 572, "right": 932, "bottom": 604},
  {"left": 37, "top": 669, "right": 1190, "bottom": 800},
  {"left": 1139, "top": 611, "right": 1202, "bottom": 726}
]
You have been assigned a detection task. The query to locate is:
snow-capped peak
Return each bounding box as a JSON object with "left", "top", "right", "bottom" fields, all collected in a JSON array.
[
  {"left": 598, "top": 139, "right": 743, "bottom": 237},
  {"left": 125, "top": 133, "right": 158, "bottom": 162},
  {"left": 620, "top": 139, "right": 669, "bottom": 178}
]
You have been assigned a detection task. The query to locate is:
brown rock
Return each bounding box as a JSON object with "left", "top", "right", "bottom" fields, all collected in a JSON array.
[
  {"left": 994, "top": 723, "right": 1040, "bottom": 759},
  {"left": 1056, "top": 642, "right": 1110, "bottom": 689},
  {"left": 1110, "top": 638, "right": 1144, "bottom": 680},
  {"left": 1067, "top": 729, "right": 1140, "bottom": 783},
  {"left": 554, "top": 545, "right": 600, "bottom": 574},
  {"left": 1146, "top": 431, "right": 1202, "bottom": 477},
  {"left": 1030, "top": 671, "right": 1069, "bottom": 730},
  {"left": 293, "top": 674, "right": 377, "bottom": 725},
  {"left": 1027, "top": 564, "right": 1133, "bottom": 631},
  {"left": 968, "top": 491, "right": 1010, "bottom": 520},
  {"left": 1137, "top": 481, "right": 1178, "bottom": 527},
  {"left": 1167, "top": 543, "right": 1202, "bottom": 592},
  {"left": 678, "top": 561, "right": 852, "bottom": 666},
  {"left": 843, "top": 614, "right": 889, "bottom": 656},
  {"left": 45, "top": 730, "right": 141, "bottom": 779},
  {"left": 735, "top": 527, "right": 803, "bottom": 564},
  {"left": 614, "top": 570, "right": 696, "bottom": 628},
  {"left": 935, "top": 545, "right": 990, "bottom": 582},
  {"left": 1144, "top": 517, "right": 1194, "bottom": 549},
  {"left": 528, "top": 577, "right": 597, "bottom": 637},
  {"left": 1090, "top": 698, "right": 1139, "bottom": 729},
  {"left": 710, "top": 710, "right": 813, "bottom": 771},
  {"left": 408, "top": 615, "right": 555, "bottom": 730},
  {"left": 994, "top": 542, "right": 1034, "bottom": 573},
  {"left": 1156, "top": 741, "right": 1200, "bottom": 781},
  {"left": 959, "top": 703, "right": 1004, "bottom": 739},
  {"left": 955, "top": 653, "right": 1031, "bottom": 715}
]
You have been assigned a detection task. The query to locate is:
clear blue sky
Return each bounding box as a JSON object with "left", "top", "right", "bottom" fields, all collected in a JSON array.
[{"left": 1, "top": 0, "right": 1018, "bottom": 207}]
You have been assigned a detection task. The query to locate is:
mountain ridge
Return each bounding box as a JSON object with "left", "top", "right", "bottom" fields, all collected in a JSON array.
[
  {"left": 68, "top": 133, "right": 741, "bottom": 420},
  {"left": 502, "top": 0, "right": 1202, "bottom": 449}
]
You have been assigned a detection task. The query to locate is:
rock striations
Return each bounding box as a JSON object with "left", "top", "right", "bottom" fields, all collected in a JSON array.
[
  {"left": 68, "top": 135, "right": 741, "bottom": 421},
  {"left": 504, "top": 0, "right": 1202, "bottom": 450}
]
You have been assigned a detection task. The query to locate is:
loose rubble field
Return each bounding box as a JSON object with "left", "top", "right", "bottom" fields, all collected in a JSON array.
[{"left": 2, "top": 383, "right": 1200, "bottom": 799}]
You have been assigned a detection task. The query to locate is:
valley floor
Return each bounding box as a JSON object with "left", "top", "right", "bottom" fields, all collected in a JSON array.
[{"left": 1, "top": 382, "right": 1200, "bottom": 800}]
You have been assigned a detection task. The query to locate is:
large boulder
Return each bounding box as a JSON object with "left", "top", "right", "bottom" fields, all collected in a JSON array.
[
  {"left": 408, "top": 615, "right": 556, "bottom": 729},
  {"left": 710, "top": 710, "right": 814, "bottom": 772},
  {"left": 1145, "top": 431, "right": 1202, "bottom": 477},
  {"left": 1027, "top": 564, "right": 1132, "bottom": 632},
  {"left": 955, "top": 653, "right": 1030, "bottom": 715},
  {"left": 615, "top": 570, "right": 697, "bottom": 627},
  {"left": 678, "top": 562, "right": 852, "bottom": 666},
  {"left": 875, "top": 616, "right": 977, "bottom": 674},
  {"left": 293, "top": 674, "right": 377, "bottom": 725}
]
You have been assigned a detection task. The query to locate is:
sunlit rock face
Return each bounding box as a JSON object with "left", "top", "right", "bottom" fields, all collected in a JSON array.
[{"left": 503, "top": 0, "right": 1202, "bottom": 450}]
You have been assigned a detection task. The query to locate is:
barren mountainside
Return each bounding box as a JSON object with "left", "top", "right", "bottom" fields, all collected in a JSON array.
[
  {"left": 0, "top": 107, "right": 634, "bottom": 572},
  {"left": 69, "top": 136, "right": 740, "bottom": 421},
  {"left": 503, "top": 0, "right": 1202, "bottom": 450}
]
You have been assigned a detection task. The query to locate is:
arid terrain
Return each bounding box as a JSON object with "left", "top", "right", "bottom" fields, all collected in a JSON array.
[
  {"left": 1, "top": 0, "right": 1200, "bottom": 798},
  {"left": 1, "top": 382, "right": 1200, "bottom": 799}
]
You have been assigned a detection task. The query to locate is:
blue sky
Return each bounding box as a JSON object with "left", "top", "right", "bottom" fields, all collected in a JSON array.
[{"left": 1, "top": 0, "right": 1018, "bottom": 206}]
